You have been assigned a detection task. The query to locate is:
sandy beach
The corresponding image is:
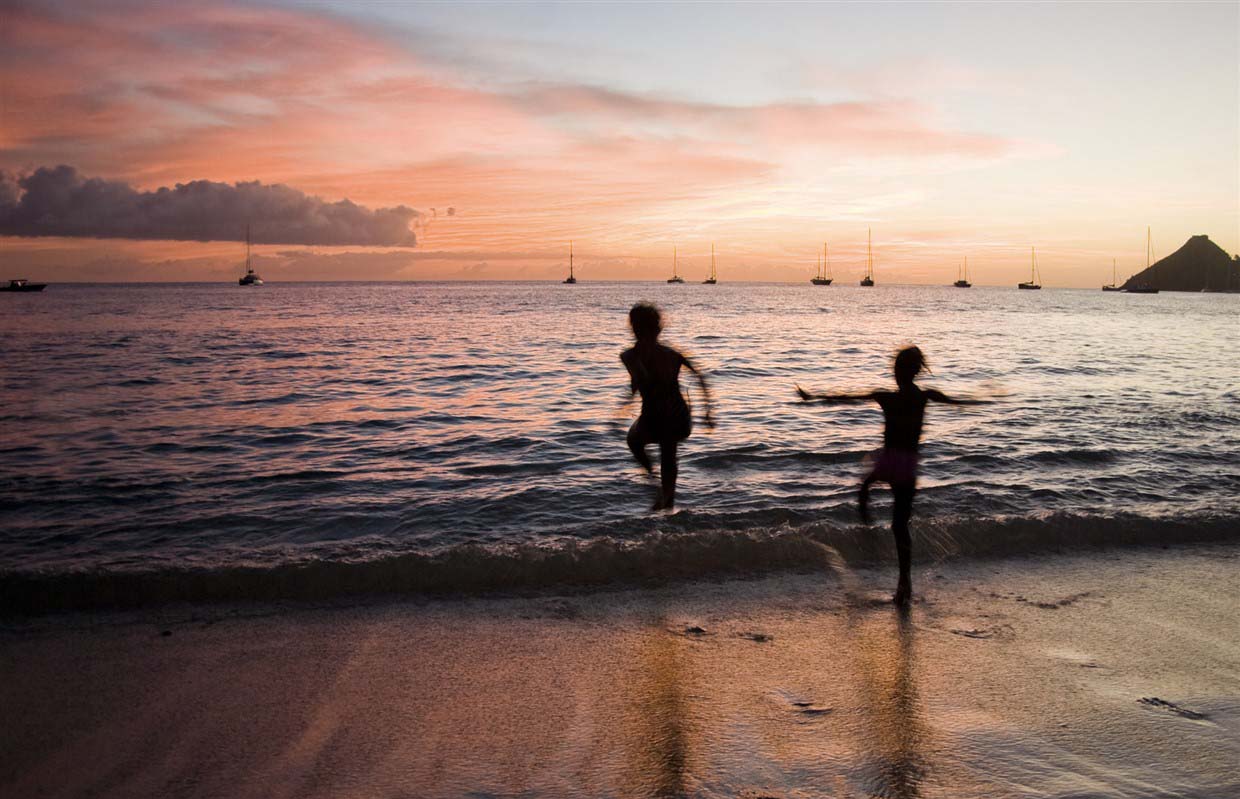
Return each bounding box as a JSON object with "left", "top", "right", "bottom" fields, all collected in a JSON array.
[{"left": 3, "top": 542, "right": 1237, "bottom": 799}]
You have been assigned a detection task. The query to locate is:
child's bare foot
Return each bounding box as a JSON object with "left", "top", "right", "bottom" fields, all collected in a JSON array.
[{"left": 651, "top": 488, "right": 676, "bottom": 511}]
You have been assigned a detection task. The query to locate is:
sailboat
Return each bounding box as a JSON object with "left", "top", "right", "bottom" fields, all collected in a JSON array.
[
  {"left": 1124, "top": 227, "right": 1159, "bottom": 293},
  {"left": 702, "top": 243, "right": 717, "bottom": 284},
  {"left": 1102, "top": 257, "right": 1121, "bottom": 291},
  {"left": 859, "top": 228, "right": 875, "bottom": 286},
  {"left": 667, "top": 246, "right": 684, "bottom": 283},
  {"left": 811, "top": 242, "right": 833, "bottom": 285},
  {"left": 238, "top": 225, "right": 263, "bottom": 286},
  {"left": 562, "top": 241, "right": 577, "bottom": 284},
  {"left": 1018, "top": 247, "right": 1041, "bottom": 289},
  {"left": 954, "top": 257, "right": 972, "bottom": 288}
]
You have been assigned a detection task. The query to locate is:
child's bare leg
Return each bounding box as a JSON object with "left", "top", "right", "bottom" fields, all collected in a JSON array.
[
  {"left": 627, "top": 421, "right": 653, "bottom": 474},
  {"left": 656, "top": 439, "right": 679, "bottom": 510},
  {"left": 858, "top": 471, "right": 877, "bottom": 525},
  {"left": 891, "top": 484, "right": 915, "bottom": 605}
]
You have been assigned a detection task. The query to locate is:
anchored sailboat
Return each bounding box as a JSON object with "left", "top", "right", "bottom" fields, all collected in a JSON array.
[
  {"left": 1102, "top": 257, "right": 1120, "bottom": 291},
  {"left": 238, "top": 225, "right": 263, "bottom": 286},
  {"left": 1125, "top": 227, "right": 1159, "bottom": 293},
  {"left": 703, "top": 243, "right": 717, "bottom": 284},
  {"left": 811, "top": 242, "right": 833, "bottom": 285},
  {"left": 1018, "top": 247, "right": 1041, "bottom": 289},
  {"left": 667, "top": 246, "right": 684, "bottom": 283},
  {"left": 859, "top": 228, "right": 874, "bottom": 286},
  {"left": 563, "top": 241, "right": 577, "bottom": 284},
  {"left": 954, "top": 257, "right": 972, "bottom": 288}
]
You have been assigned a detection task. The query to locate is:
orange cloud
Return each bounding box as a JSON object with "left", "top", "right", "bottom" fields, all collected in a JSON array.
[{"left": 2, "top": 0, "right": 1054, "bottom": 281}]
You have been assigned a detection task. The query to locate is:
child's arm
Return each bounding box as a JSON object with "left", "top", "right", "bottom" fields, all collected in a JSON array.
[
  {"left": 924, "top": 388, "right": 992, "bottom": 406},
  {"left": 683, "top": 355, "right": 715, "bottom": 428},
  {"left": 796, "top": 385, "right": 875, "bottom": 404}
]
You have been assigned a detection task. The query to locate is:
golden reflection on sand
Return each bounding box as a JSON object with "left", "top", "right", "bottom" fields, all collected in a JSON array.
[
  {"left": 620, "top": 621, "right": 692, "bottom": 798},
  {"left": 846, "top": 606, "right": 927, "bottom": 799}
]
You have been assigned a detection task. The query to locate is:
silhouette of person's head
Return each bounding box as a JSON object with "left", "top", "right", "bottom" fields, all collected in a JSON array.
[
  {"left": 629, "top": 303, "right": 663, "bottom": 342},
  {"left": 894, "top": 346, "right": 927, "bottom": 386}
]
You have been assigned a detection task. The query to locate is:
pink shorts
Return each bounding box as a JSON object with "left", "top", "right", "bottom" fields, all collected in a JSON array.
[{"left": 871, "top": 448, "right": 919, "bottom": 487}]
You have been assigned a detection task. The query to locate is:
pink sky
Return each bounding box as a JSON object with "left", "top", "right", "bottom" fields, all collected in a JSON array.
[{"left": 2, "top": 1, "right": 1236, "bottom": 285}]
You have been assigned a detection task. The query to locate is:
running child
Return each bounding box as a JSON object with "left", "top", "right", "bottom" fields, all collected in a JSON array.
[{"left": 621, "top": 303, "right": 714, "bottom": 510}]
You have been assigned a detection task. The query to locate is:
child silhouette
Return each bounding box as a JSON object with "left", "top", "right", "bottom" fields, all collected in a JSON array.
[
  {"left": 798, "top": 346, "right": 988, "bottom": 605},
  {"left": 621, "top": 303, "right": 714, "bottom": 510}
]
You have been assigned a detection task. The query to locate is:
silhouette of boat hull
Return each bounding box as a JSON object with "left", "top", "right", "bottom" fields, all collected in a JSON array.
[
  {"left": 1018, "top": 282, "right": 1041, "bottom": 290},
  {"left": 562, "top": 276, "right": 576, "bottom": 284},
  {"left": 238, "top": 273, "right": 263, "bottom": 286},
  {"left": 667, "top": 277, "right": 684, "bottom": 284},
  {"left": 701, "top": 278, "right": 716, "bottom": 284},
  {"left": 2, "top": 279, "right": 46, "bottom": 292},
  {"left": 811, "top": 277, "right": 832, "bottom": 285},
  {"left": 1102, "top": 285, "right": 1121, "bottom": 291},
  {"left": 954, "top": 280, "right": 972, "bottom": 288},
  {"left": 859, "top": 278, "right": 874, "bottom": 287}
]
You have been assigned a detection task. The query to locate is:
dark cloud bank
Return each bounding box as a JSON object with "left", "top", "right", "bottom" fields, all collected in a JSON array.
[{"left": 0, "top": 166, "right": 417, "bottom": 246}]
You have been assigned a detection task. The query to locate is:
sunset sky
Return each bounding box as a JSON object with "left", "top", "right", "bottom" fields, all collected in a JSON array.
[{"left": 2, "top": 0, "right": 1236, "bottom": 285}]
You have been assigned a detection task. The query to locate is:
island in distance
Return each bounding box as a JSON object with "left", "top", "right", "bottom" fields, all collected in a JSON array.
[{"left": 1123, "top": 235, "right": 1240, "bottom": 292}]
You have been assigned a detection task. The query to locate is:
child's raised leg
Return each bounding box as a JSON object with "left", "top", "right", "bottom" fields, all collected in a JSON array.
[
  {"left": 627, "top": 420, "right": 654, "bottom": 474},
  {"left": 858, "top": 470, "right": 877, "bottom": 525}
]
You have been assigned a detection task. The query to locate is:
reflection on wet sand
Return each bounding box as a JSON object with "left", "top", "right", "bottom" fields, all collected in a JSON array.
[
  {"left": 621, "top": 622, "right": 691, "bottom": 798},
  {"left": 848, "top": 606, "right": 927, "bottom": 799}
]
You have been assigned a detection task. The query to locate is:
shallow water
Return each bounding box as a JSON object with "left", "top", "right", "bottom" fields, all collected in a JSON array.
[{"left": 1, "top": 282, "right": 1238, "bottom": 605}]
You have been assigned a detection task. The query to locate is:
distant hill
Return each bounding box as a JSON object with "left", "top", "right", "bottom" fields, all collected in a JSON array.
[{"left": 1122, "top": 235, "right": 1240, "bottom": 292}]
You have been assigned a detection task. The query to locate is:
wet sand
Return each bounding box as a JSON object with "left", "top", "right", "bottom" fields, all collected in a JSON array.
[{"left": 3, "top": 544, "right": 1238, "bottom": 798}]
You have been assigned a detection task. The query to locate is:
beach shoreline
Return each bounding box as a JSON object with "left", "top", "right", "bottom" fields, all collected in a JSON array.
[{"left": 3, "top": 542, "right": 1238, "bottom": 798}]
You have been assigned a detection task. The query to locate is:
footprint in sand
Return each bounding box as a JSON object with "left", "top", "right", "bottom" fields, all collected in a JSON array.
[
  {"left": 772, "top": 690, "right": 833, "bottom": 717},
  {"left": 739, "top": 632, "right": 773, "bottom": 643},
  {"left": 1139, "top": 697, "right": 1209, "bottom": 721}
]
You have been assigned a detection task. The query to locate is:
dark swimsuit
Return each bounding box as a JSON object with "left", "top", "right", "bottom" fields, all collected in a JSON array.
[{"left": 629, "top": 350, "right": 692, "bottom": 442}]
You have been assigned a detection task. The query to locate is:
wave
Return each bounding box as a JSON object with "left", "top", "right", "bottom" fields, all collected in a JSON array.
[{"left": 2, "top": 511, "right": 1236, "bottom": 615}]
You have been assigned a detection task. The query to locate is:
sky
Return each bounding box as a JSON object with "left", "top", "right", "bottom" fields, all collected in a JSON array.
[{"left": 1, "top": 0, "right": 1237, "bottom": 285}]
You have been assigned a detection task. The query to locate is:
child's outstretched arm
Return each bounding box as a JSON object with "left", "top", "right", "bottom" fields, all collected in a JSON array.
[
  {"left": 795, "top": 385, "right": 875, "bottom": 404},
  {"left": 924, "top": 388, "right": 993, "bottom": 406},
  {"left": 684, "top": 355, "right": 715, "bottom": 428}
]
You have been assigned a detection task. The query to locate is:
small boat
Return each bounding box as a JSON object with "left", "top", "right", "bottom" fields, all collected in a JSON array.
[
  {"left": 859, "top": 228, "right": 875, "bottom": 286},
  {"left": 667, "top": 246, "right": 684, "bottom": 283},
  {"left": 562, "top": 241, "right": 577, "bottom": 284},
  {"left": 1123, "top": 228, "right": 1159, "bottom": 293},
  {"left": 702, "top": 243, "right": 717, "bottom": 284},
  {"left": 1, "top": 279, "right": 47, "bottom": 292},
  {"left": 1018, "top": 247, "right": 1041, "bottom": 289},
  {"left": 1102, "top": 257, "right": 1121, "bottom": 291},
  {"left": 954, "top": 257, "right": 972, "bottom": 288},
  {"left": 811, "top": 242, "right": 833, "bottom": 285},
  {"left": 238, "top": 226, "right": 263, "bottom": 286}
]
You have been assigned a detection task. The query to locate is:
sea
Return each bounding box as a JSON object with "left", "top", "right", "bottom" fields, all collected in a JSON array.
[{"left": 2, "top": 282, "right": 1238, "bottom": 610}]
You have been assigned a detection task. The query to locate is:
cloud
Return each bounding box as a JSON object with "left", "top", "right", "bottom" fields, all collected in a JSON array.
[{"left": 0, "top": 166, "right": 417, "bottom": 245}]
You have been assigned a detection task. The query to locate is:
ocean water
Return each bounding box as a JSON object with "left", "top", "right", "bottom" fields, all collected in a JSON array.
[{"left": 2, "top": 282, "right": 1238, "bottom": 608}]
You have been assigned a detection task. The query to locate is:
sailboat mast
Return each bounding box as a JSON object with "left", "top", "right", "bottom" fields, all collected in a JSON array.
[
  {"left": 711, "top": 243, "right": 716, "bottom": 280},
  {"left": 246, "top": 224, "right": 251, "bottom": 271},
  {"left": 674, "top": 245, "right": 678, "bottom": 278},
  {"left": 867, "top": 228, "right": 873, "bottom": 278},
  {"left": 569, "top": 240, "right": 574, "bottom": 279},
  {"left": 824, "top": 242, "right": 830, "bottom": 279}
]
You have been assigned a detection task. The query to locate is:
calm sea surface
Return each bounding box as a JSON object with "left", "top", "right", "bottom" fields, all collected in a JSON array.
[{"left": 2, "top": 282, "right": 1237, "bottom": 605}]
